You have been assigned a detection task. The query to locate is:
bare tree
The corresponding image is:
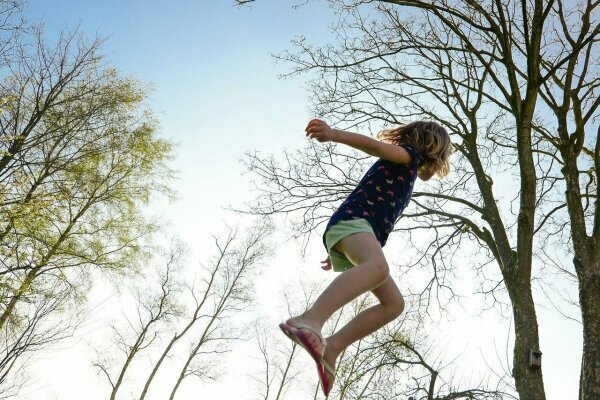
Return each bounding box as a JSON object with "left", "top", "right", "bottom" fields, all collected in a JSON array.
[
  {"left": 0, "top": 279, "right": 85, "bottom": 398},
  {"left": 250, "top": 281, "right": 328, "bottom": 400},
  {"left": 167, "top": 221, "right": 273, "bottom": 399},
  {"left": 534, "top": 2, "right": 600, "bottom": 397},
  {"left": 94, "top": 239, "right": 185, "bottom": 400},
  {"left": 353, "top": 323, "right": 518, "bottom": 400},
  {"left": 237, "top": 1, "right": 599, "bottom": 399},
  {"left": 251, "top": 320, "right": 301, "bottom": 400},
  {"left": 94, "top": 220, "right": 273, "bottom": 400}
]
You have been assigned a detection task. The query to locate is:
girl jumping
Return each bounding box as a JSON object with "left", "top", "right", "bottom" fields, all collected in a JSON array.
[{"left": 279, "top": 119, "right": 452, "bottom": 396}]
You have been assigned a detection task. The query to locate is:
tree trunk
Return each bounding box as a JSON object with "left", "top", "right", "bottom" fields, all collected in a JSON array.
[
  {"left": 560, "top": 135, "right": 599, "bottom": 400},
  {"left": 577, "top": 253, "right": 600, "bottom": 400},
  {"left": 510, "top": 106, "right": 545, "bottom": 399},
  {"left": 507, "top": 276, "right": 546, "bottom": 400},
  {"left": 0, "top": 268, "right": 37, "bottom": 329}
]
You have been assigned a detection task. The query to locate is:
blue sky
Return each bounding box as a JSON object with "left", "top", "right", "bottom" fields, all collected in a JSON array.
[
  {"left": 24, "top": 1, "right": 582, "bottom": 399},
  {"left": 28, "top": 0, "right": 336, "bottom": 241}
]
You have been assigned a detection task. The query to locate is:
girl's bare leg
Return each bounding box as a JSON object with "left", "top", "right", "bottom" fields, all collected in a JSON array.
[
  {"left": 286, "top": 232, "right": 404, "bottom": 357},
  {"left": 322, "top": 276, "right": 404, "bottom": 383}
]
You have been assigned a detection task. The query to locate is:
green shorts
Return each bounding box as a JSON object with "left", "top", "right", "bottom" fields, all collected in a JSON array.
[{"left": 324, "top": 218, "right": 375, "bottom": 272}]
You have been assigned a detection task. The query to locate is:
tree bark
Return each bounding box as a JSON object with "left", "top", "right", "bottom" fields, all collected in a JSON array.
[
  {"left": 506, "top": 271, "right": 546, "bottom": 400},
  {"left": 555, "top": 101, "right": 599, "bottom": 400},
  {"left": 578, "top": 253, "right": 600, "bottom": 400}
]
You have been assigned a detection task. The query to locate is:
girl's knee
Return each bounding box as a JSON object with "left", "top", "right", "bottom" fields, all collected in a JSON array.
[
  {"left": 393, "top": 292, "right": 405, "bottom": 318},
  {"left": 384, "top": 291, "right": 404, "bottom": 319},
  {"left": 369, "top": 258, "right": 389, "bottom": 282}
]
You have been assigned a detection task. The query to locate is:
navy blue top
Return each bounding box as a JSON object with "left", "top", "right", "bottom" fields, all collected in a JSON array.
[{"left": 323, "top": 144, "right": 421, "bottom": 248}]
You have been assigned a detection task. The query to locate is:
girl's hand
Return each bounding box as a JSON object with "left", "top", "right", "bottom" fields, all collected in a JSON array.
[
  {"left": 321, "top": 256, "right": 332, "bottom": 271},
  {"left": 305, "top": 119, "right": 337, "bottom": 143}
]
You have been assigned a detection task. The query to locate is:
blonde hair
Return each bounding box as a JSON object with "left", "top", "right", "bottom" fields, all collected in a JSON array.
[{"left": 377, "top": 121, "right": 452, "bottom": 178}]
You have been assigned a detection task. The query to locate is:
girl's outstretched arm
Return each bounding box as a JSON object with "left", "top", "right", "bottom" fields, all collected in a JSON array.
[{"left": 305, "top": 119, "right": 413, "bottom": 165}]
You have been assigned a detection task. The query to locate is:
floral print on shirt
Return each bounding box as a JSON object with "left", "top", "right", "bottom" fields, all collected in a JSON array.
[{"left": 323, "top": 144, "right": 421, "bottom": 248}]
